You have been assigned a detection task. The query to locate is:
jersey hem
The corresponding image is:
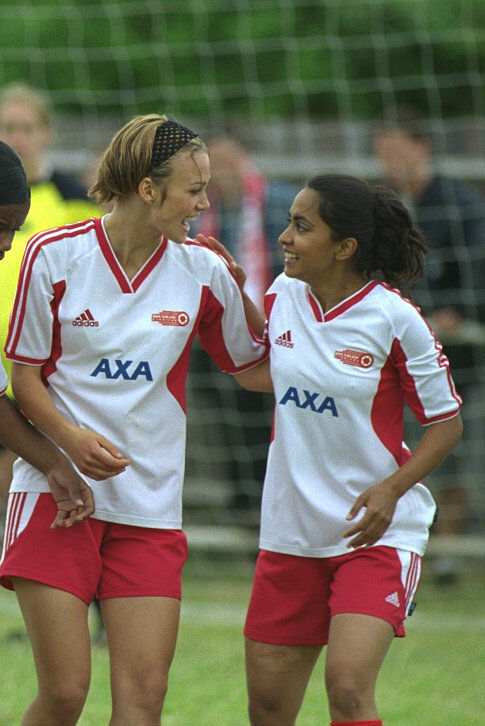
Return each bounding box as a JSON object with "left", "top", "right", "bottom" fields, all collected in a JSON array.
[
  {"left": 91, "top": 510, "right": 182, "bottom": 529},
  {"left": 258, "top": 537, "right": 429, "bottom": 558},
  {"left": 227, "top": 349, "right": 270, "bottom": 374}
]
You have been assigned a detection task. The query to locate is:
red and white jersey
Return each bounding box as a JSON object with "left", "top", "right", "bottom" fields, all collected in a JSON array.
[
  {"left": 0, "top": 359, "right": 7, "bottom": 395},
  {"left": 260, "top": 275, "right": 461, "bottom": 557},
  {"left": 6, "top": 217, "right": 268, "bottom": 528}
]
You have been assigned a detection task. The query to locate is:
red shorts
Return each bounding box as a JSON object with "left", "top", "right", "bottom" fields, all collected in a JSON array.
[
  {"left": 244, "top": 546, "right": 422, "bottom": 646},
  {"left": 0, "top": 492, "right": 188, "bottom": 605}
]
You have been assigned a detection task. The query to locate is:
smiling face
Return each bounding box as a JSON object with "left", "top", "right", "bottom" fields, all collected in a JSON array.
[
  {"left": 0, "top": 198, "right": 30, "bottom": 260},
  {"left": 278, "top": 187, "right": 343, "bottom": 286},
  {"left": 152, "top": 149, "right": 210, "bottom": 244}
]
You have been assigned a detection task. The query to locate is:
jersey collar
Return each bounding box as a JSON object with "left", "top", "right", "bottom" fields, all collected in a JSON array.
[
  {"left": 95, "top": 216, "right": 167, "bottom": 293},
  {"left": 307, "top": 280, "right": 379, "bottom": 322}
]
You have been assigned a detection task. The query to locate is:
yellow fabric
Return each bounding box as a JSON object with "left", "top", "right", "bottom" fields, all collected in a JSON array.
[{"left": 0, "top": 179, "right": 98, "bottom": 396}]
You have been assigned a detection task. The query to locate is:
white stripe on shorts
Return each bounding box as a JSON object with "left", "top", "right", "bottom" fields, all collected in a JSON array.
[
  {"left": 0, "top": 492, "right": 39, "bottom": 565},
  {"left": 397, "top": 549, "right": 422, "bottom": 616}
]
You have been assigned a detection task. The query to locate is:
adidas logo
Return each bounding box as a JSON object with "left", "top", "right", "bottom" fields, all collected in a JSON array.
[
  {"left": 385, "top": 591, "right": 400, "bottom": 608},
  {"left": 274, "top": 330, "right": 294, "bottom": 348},
  {"left": 72, "top": 309, "right": 99, "bottom": 327}
]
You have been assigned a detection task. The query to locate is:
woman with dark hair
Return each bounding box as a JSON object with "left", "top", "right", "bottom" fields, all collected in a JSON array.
[
  {"left": 0, "top": 139, "right": 92, "bottom": 527},
  {"left": 232, "top": 174, "right": 463, "bottom": 725}
]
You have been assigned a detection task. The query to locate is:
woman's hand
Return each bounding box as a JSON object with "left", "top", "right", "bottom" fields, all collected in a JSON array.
[
  {"left": 61, "top": 426, "right": 130, "bottom": 481},
  {"left": 343, "top": 480, "right": 399, "bottom": 549},
  {"left": 47, "top": 461, "right": 95, "bottom": 529},
  {"left": 343, "top": 415, "right": 463, "bottom": 548},
  {"left": 196, "top": 234, "right": 247, "bottom": 291},
  {"left": 196, "top": 233, "right": 266, "bottom": 336}
]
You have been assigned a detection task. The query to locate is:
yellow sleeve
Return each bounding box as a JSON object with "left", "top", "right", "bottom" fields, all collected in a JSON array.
[{"left": 0, "top": 181, "right": 99, "bottom": 398}]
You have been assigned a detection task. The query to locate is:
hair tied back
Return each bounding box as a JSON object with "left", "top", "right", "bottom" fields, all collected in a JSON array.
[{"left": 373, "top": 190, "right": 391, "bottom": 225}]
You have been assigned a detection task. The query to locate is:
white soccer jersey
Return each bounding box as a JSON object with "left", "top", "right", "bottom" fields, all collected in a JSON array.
[
  {"left": 6, "top": 217, "right": 268, "bottom": 528},
  {"left": 0, "top": 359, "right": 7, "bottom": 395},
  {"left": 260, "top": 275, "right": 461, "bottom": 558}
]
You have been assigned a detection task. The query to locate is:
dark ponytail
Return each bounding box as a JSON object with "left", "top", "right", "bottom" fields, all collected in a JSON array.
[{"left": 306, "top": 174, "right": 428, "bottom": 291}]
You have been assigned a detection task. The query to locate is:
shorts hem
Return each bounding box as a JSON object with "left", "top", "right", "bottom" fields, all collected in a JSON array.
[
  {"left": 0, "top": 568, "right": 92, "bottom": 605},
  {"left": 98, "top": 590, "right": 182, "bottom": 601},
  {"left": 244, "top": 627, "right": 327, "bottom": 647},
  {"left": 332, "top": 606, "right": 405, "bottom": 637}
]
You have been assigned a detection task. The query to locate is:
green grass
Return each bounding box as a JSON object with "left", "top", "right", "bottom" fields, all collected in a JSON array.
[{"left": 0, "top": 557, "right": 484, "bottom": 725}]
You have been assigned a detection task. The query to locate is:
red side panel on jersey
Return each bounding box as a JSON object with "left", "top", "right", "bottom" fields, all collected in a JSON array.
[
  {"left": 41, "top": 280, "right": 67, "bottom": 384},
  {"left": 389, "top": 336, "right": 426, "bottom": 421},
  {"left": 165, "top": 289, "right": 208, "bottom": 413},
  {"left": 264, "top": 292, "right": 277, "bottom": 320},
  {"left": 370, "top": 342, "right": 406, "bottom": 464},
  {"left": 197, "top": 287, "right": 238, "bottom": 370}
]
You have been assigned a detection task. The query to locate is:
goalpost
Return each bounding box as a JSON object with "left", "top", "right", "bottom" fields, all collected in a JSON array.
[{"left": 0, "top": 0, "right": 484, "bottom": 550}]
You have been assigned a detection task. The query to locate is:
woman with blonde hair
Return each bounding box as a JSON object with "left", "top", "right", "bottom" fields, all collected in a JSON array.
[{"left": 0, "top": 114, "right": 267, "bottom": 725}]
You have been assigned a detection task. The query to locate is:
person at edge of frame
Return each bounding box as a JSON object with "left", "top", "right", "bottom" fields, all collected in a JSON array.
[{"left": 0, "top": 139, "right": 93, "bottom": 529}]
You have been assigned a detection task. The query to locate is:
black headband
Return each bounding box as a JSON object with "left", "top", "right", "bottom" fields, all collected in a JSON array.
[{"left": 149, "top": 121, "right": 199, "bottom": 170}]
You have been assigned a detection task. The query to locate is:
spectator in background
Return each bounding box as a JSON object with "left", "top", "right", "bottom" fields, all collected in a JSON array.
[
  {"left": 190, "top": 135, "right": 298, "bottom": 517},
  {"left": 0, "top": 82, "right": 99, "bottom": 505},
  {"left": 373, "top": 106, "right": 485, "bottom": 583}
]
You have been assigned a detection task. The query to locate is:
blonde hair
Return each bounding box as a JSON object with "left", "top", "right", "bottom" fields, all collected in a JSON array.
[
  {"left": 89, "top": 114, "right": 206, "bottom": 206},
  {"left": 0, "top": 82, "right": 52, "bottom": 129}
]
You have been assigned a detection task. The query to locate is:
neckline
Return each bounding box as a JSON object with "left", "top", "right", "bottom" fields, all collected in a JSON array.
[
  {"left": 307, "top": 280, "right": 378, "bottom": 322},
  {"left": 95, "top": 216, "right": 167, "bottom": 293}
]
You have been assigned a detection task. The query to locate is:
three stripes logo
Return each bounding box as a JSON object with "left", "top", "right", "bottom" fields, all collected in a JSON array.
[
  {"left": 72, "top": 309, "right": 99, "bottom": 327},
  {"left": 274, "top": 330, "right": 294, "bottom": 348},
  {"left": 385, "top": 591, "right": 401, "bottom": 608}
]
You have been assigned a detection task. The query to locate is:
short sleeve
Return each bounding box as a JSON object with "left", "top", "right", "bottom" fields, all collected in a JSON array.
[
  {"left": 5, "top": 244, "right": 57, "bottom": 365},
  {"left": 197, "top": 258, "right": 268, "bottom": 373},
  {"left": 392, "top": 305, "right": 462, "bottom": 424}
]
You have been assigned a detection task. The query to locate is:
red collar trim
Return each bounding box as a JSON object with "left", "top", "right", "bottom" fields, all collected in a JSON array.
[
  {"left": 308, "top": 280, "right": 378, "bottom": 322},
  {"left": 95, "top": 217, "right": 167, "bottom": 293}
]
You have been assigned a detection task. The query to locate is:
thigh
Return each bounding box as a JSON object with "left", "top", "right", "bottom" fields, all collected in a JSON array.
[
  {"left": 325, "top": 612, "right": 394, "bottom": 691},
  {"left": 13, "top": 577, "right": 91, "bottom": 690},
  {"left": 246, "top": 637, "right": 322, "bottom": 722},
  {"left": 102, "top": 596, "right": 180, "bottom": 697}
]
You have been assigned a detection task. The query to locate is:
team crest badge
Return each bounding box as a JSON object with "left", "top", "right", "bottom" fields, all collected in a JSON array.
[
  {"left": 334, "top": 349, "right": 374, "bottom": 368},
  {"left": 152, "top": 311, "right": 189, "bottom": 327}
]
